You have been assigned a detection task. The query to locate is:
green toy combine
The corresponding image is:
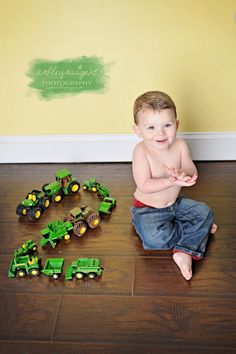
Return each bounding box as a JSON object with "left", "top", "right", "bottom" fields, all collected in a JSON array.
[
  {"left": 43, "top": 169, "right": 80, "bottom": 202},
  {"left": 40, "top": 220, "right": 74, "bottom": 248}
]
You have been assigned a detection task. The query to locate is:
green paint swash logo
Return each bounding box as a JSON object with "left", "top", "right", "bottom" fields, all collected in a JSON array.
[{"left": 26, "top": 56, "right": 113, "bottom": 100}]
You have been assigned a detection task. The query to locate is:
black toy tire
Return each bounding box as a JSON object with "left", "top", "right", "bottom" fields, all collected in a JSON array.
[{"left": 28, "top": 207, "right": 42, "bottom": 220}]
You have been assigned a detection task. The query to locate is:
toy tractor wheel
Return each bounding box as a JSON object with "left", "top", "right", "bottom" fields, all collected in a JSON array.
[
  {"left": 92, "top": 186, "right": 97, "bottom": 192},
  {"left": 29, "top": 268, "right": 40, "bottom": 277},
  {"left": 75, "top": 272, "right": 84, "bottom": 279},
  {"left": 82, "top": 185, "right": 87, "bottom": 190},
  {"left": 16, "top": 204, "right": 27, "bottom": 216},
  {"left": 64, "top": 233, "right": 71, "bottom": 240},
  {"left": 52, "top": 192, "right": 63, "bottom": 203},
  {"left": 39, "top": 196, "right": 50, "bottom": 210},
  {"left": 28, "top": 207, "right": 42, "bottom": 221},
  {"left": 53, "top": 273, "right": 59, "bottom": 279},
  {"left": 88, "top": 272, "right": 96, "bottom": 279},
  {"left": 87, "top": 213, "right": 101, "bottom": 228},
  {"left": 69, "top": 181, "right": 80, "bottom": 194},
  {"left": 17, "top": 269, "right": 26, "bottom": 278},
  {"left": 73, "top": 221, "right": 87, "bottom": 237},
  {"left": 42, "top": 183, "right": 49, "bottom": 192}
]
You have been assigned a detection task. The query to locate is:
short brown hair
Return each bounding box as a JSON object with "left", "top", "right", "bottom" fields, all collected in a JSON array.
[{"left": 133, "top": 91, "right": 177, "bottom": 124}]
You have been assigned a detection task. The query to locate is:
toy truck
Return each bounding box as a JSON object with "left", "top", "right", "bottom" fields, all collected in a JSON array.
[
  {"left": 8, "top": 240, "right": 41, "bottom": 278},
  {"left": 82, "top": 178, "right": 110, "bottom": 198},
  {"left": 42, "top": 169, "right": 80, "bottom": 203},
  {"left": 98, "top": 197, "right": 117, "bottom": 214},
  {"left": 64, "top": 205, "right": 101, "bottom": 237},
  {"left": 16, "top": 189, "right": 50, "bottom": 220},
  {"left": 40, "top": 220, "right": 74, "bottom": 248},
  {"left": 41, "top": 258, "right": 64, "bottom": 279},
  {"left": 65, "top": 258, "right": 103, "bottom": 280}
]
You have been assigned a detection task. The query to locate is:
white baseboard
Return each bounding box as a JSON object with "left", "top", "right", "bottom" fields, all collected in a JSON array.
[{"left": 0, "top": 132, "right": 235, "bottom": 163}]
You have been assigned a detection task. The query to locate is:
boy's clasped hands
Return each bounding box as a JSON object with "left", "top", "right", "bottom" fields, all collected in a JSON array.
[{"left": 164, "top": 165, "right": 198, "bottom": 187}]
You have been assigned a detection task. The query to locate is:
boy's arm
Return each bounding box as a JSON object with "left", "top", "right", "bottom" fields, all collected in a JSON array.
[
  {"left": 132, "top": 144, "right": 174, "bottom": 194},
  {"left": 164, "top": 139, "right": 197, "bottom": 182},
  {"left": 180, "top": 139, "right": 198, "bottom": 176}
]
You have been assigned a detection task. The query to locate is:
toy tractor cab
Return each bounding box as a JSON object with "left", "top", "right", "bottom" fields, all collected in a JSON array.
[
  {"left": 16, "top": 189, "right": 50, "bottom": 220},
  {"left": 43, "top": 169, "right": 80, "bottom": 203}
]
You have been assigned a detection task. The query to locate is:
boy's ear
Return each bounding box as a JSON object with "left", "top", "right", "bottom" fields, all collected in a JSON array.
[{"left": 133, "top": 124, "right": 142, "bottom": 137}]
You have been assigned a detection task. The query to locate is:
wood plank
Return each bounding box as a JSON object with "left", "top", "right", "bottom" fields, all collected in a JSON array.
[
  {"left": 133, "top": 256, "right": 236, "bottom": 296},
  {"left": 53, "top": 295, "right": 236, "bottom": 347},
  {"left": 1, "top": 341, "right": 236, "bottom": 354},
  {"left": 0, "top": 293, "right": 60, "bottom": 340}
]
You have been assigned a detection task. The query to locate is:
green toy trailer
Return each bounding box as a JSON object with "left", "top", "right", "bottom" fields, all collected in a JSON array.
[
  {"left": 82, "top": 178, "right": 110, "bottom": 198},
  {"left": 41, "top": 258, "right": 64, "bottom": 279},
  {"left": 98, "top": 197, "right": 117, "bottom": 214},
  {"left": 40, "top": 220, "right": 74, "bottom": 248},
  {"left": 16, "top": 189, "right": 50, "bottom": 220},
  {"left": 64, "top": 205, "right": 101, "bottom": 237},
  {"left": 65, "top": 258, "right": 103, "bottom": 280},
  {"left": 42, "top": 169, "right": 80, "bottom": 203}
]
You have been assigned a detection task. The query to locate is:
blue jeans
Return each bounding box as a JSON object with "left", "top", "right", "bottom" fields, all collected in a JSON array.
[{"left": 131, "top": 196, "right": 214, "bottom": 259}]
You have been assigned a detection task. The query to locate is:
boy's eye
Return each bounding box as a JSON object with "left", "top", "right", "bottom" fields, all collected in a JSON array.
[
  {"left": 148, "top": 126, "right": 155, "bottom": 130},
  {"left": 165, "top": 124, "right": 172, "bottom": 128}
]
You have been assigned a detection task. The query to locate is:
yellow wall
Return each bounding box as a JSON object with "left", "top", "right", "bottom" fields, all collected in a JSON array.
[{"left": 1, "top": 0, "right": 236, "bottom": 135}]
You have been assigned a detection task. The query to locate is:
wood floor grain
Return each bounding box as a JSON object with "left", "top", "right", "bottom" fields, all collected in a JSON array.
[{"left": 0, "top": 162, "right": 236, "bottom": 353}]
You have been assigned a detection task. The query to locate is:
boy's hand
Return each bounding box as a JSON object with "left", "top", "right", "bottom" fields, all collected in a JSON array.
[
  {"left": 172, "top": 173, "right": 198, "bottom": 187},
  {"left": 164, "top": 165, "right": 198, "bottom": 186}
]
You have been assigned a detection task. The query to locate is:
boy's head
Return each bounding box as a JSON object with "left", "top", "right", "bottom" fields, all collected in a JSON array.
[{"left": 133, "top": 91, "right": 177, "bottom": 124}]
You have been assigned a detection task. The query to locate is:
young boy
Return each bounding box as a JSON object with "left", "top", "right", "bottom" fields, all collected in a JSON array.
[{"left": 130, "top": 90, "right": 217, "bottom": 280}]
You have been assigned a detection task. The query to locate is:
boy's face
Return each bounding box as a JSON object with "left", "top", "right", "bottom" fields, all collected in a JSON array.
[{"left": 133, "top": 108, "right": 179, "bottom": 150}]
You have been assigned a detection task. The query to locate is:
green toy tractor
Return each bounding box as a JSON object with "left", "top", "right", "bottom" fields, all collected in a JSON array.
[
  {"left": 65, "top": 258, "right": 103, "bottom": 280},
  {"left": 8, "top": 240, "right": 41, "bottom": 278},
  {"left": 16, "top": 189, "right": 50, "bottom": 220},
  {"left": 82, "top": 178, "right": 110, "bottom": 198},
  {"left": 42, "top": 169, "right": 80, "bottom": 203},
  {"left": 40, "top": 220, "right": 74, "bottom": 248},
  {"left": 64, "top": 205, "right": 101, "bottom": 237}
]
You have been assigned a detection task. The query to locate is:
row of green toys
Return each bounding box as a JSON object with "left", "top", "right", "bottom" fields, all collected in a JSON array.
[
  {"left": 16, "top": 169, "right": 117, "bottom": 221},
  {"left": 8, "top": 240, "right": 103, "bottom": 280}
]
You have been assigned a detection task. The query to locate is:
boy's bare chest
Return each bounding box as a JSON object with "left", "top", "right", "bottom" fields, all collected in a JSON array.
[{"left": 146, "top": 149, "right": 181, "bottom": 178}]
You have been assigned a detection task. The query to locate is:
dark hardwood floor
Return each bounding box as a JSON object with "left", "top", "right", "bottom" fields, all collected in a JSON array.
[{"left": 0, "top": 162, "right": 236, "bottom": 354}]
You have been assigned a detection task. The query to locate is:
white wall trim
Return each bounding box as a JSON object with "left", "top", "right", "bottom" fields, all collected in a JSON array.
[{"left": 0, "top": 132, "right": 235, "bottom": 163}]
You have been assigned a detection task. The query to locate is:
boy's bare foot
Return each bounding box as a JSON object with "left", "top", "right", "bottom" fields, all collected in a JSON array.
[
  {"left": 210, "top": 223, "right": 218, "bottom": 234},
  {"left": 173, "top": 252, "right": 192, "bottom": 281}
]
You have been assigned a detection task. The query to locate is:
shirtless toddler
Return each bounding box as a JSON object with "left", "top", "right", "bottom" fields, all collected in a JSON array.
[{"left": 131, "top": 91, "right": 217, "bottom": 280}]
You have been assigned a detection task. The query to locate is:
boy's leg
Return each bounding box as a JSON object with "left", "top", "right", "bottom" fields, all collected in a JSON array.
[
  {"left": 173, "top": 197, "right": 214, "bottom": 259},
  {"left": 130, "top": 206, "right": 180, "bottom": 250}
]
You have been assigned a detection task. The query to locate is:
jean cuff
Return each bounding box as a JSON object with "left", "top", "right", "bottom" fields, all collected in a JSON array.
[{"left": 173, "top": 247, "right": 203, "bottom": 260}]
